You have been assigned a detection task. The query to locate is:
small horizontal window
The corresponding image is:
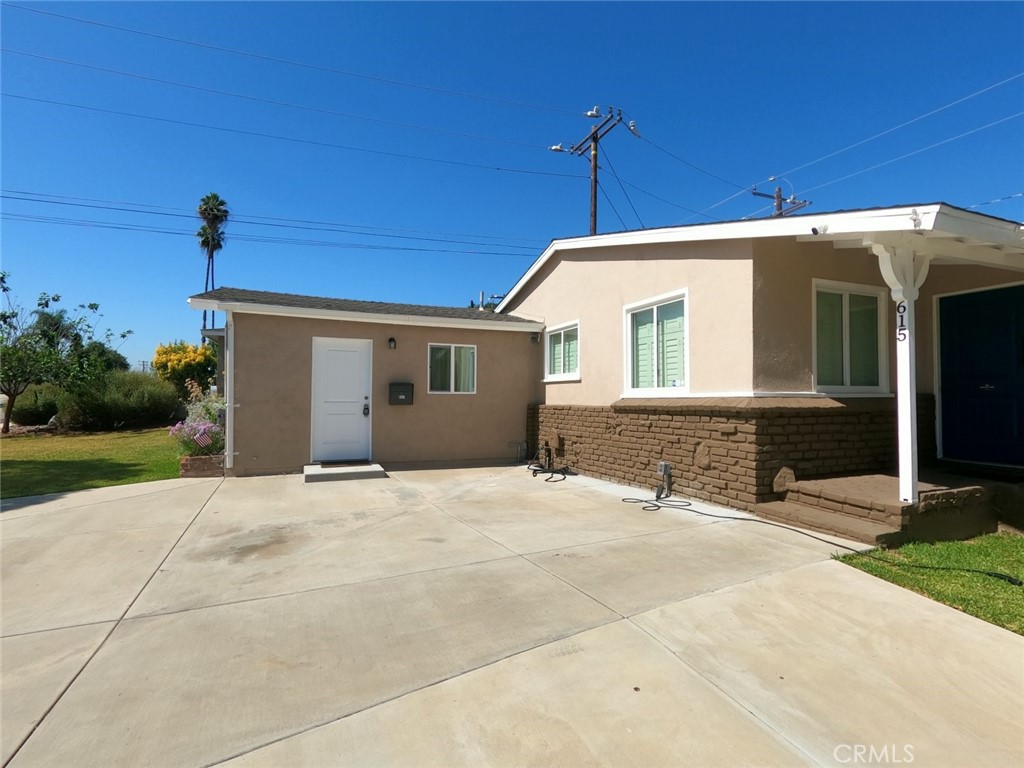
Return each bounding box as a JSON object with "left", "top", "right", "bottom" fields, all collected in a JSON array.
[{"left": 428, "top": 344, "right": 476, "bottom": 394}]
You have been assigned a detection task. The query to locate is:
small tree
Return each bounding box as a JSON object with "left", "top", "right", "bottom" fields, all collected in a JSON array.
[
  {"left": 0, "top": 307, "right": 58, "bottom": 434},
  {"left": 0, "top": 274, "right": 130, "bottom": 433},
  {"left": 152, "top": 341, "right": 217, "bottom": 399}
]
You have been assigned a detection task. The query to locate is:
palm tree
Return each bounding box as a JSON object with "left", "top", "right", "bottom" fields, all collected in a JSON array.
[{"left": 196, "top": 193, "right": 229, "bottom": 329}]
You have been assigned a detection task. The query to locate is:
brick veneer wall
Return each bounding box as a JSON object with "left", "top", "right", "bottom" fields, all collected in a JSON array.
[{"left": 528, "top": 395, "right": 937, "bottom": 512}]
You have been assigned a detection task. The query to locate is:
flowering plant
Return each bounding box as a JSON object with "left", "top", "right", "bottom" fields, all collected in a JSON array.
[{"left": 169, "top": 378, "right": 225, "bottom": 456}]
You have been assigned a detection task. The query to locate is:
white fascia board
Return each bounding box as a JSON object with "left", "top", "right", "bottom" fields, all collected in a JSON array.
[
  {"left": 496, "top": 205, "right": 947, "bottom": 312},
  {"left": 186, "top": 298, "right": 544, "bottom": 333},
  {"left": 930, "top": 204, "right": 1024, "bottom": 250}
]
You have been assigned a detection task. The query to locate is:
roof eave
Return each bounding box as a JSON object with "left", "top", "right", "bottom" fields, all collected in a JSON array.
[
  {"left": 496, "top": 204, "right": 1024, "bottom": 311},
  {"left": 186, "top": 298, "right": 544, "bottom": 333}
]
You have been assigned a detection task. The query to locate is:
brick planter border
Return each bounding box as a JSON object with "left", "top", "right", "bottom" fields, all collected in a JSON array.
[{"left": 180, "top": 454, "right": 224, "bottom": 478}]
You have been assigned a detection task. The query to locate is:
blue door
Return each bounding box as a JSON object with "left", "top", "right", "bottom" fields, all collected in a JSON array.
[{"left": 939, "top": 284, "right": 1024, "bottom": 466}]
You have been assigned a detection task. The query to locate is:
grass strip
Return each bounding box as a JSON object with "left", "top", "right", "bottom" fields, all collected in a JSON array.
[
  {"left": 1, "top": 428, "right": 180, "bottom": 499},
  {"left": 840, "top": 533, "right": 1024, "bottom": 635}
]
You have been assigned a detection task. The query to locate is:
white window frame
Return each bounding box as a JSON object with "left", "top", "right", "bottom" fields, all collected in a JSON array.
[
  {"left": 427, "top": 343, "right": 477, "bottom": 395},
  {"left": 543, "top": 320, "right": 581, "bottom": 383},
  {"left": 622, "top": 288, "right": 689, "bottom": 397},
  {"left": 812, "top": 279, "right": 889, "bottom": 395}
]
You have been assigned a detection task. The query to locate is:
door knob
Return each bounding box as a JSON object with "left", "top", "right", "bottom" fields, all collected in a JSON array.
[{"left": 363, "top": 404, "right": 370, "bottom": 416}]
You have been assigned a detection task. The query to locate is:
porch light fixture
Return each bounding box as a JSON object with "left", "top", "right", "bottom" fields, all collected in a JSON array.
[
  {"left": 388, "top": 337, "right": 397, "bottom": 349},
  {"left": 530, "top": 333, "right": 540, "bottom": 344}
]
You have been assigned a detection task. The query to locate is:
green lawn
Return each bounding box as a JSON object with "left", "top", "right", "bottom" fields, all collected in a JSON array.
[
  {"left": 1, "top": 428, "right": 181, "bottom": 500},
  {"left": 840, "top": 534, "right": 1024, "bottom": 635}
]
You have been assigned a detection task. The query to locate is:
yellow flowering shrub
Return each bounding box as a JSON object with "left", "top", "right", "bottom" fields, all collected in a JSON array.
[{"left": 152, "top": 341, "right": 217, "bottom": 399}]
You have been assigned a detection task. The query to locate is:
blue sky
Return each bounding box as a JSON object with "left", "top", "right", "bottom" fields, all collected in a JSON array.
[{"left": 2, "top": 1, "right": 1022, "bottom": 368}]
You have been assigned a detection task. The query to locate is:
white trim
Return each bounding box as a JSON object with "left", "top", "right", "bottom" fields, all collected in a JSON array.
[
  {"left": 543, "top": 319, "right": 581, "bottom": 382},
  {"left": 622, "top": 289, "right": 690, "bottom": 397},
  {"left": 811, "top": 279, "right": 889, "bottom": 395},
  {"left": 427, "top": 342, "right": 477, "bottom": 395},
  {"left": 615, "top": 390, "right": 882, "bottom": 399},
  {"left": 225, "top": 312, "right": 235, "bottom": 470},
  {"left": 187, "top": 299, "right": 544, "bottom": 333},
  {"left": 622, "top": 287, "right": 692, "bottom": 313}
]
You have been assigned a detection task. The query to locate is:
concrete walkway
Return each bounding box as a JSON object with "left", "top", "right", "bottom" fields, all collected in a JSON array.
[{"left": 2, "top": 468, "right": 1021, "bottom": 767}]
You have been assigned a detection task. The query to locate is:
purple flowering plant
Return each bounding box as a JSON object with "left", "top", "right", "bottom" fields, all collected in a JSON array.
[{"left": 169, "top": 378, "right": 225, "bottom": 456}]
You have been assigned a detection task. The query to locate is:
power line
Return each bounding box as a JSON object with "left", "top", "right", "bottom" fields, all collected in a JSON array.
[
  {"left": 0, "top": 213, "right": 538, "bottom": 257},
  {"left": 0, "top": 194, "right": 541, "bottom": 251},
  {"left": 637, "top": 135, "right": 747, "bottom": 191},
  {"left": 597, "top": 183, "right": 628, "bottom": 231},
  {"left": 777, "top": 70, "right": 1024, "bottom": 178},
  {"left": 797, "top": 111, "right": 1024, "bottom": 196},
  {"left": 617, "top": 178, "right": 716, "bottom": 220},
  {"left": 967, "top": 192, "right": 1024, "bottom": 209},
  {"left": 739, "top": 110, "right": 1024, "bottom": 218},
  {"left": 1, "top": 49, "right": 546, "bottom": 151},
  {"left": 598, "top": 145, "right": 644, "bottom": 229},
  {"left": 1, "top": 189, "right": 547, "bottom": 244},
  {"left": 2, "top": 2, "right": 578, "bottom": 115},
  {"left": 686, "top": 71, "right": 1024, "bottom": 223},
  {"left": 3, "top": 48, "right": 725, "bottom": 230},
  {"left": 3, "top": 93, "right": 589, "bottom": 180}
]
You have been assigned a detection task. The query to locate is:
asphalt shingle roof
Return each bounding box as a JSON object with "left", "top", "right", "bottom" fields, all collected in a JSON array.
[{"left": 191, "top": 287, "right": 535, "bottom": 324}]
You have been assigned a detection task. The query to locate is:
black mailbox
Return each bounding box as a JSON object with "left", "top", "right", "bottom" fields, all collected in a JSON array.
[{"left": 389, "top": 382, "right": 414, "bottom": 405}]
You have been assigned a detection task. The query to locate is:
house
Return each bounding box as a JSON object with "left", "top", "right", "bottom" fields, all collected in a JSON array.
[
  {"left": 189, "top": 289, "right": 543, "bottom": 476},
  {"left": 495, "top": 202, "right": 1023, "bottom": 516},
  {"left": 191, "top": 202, "right": 1023, "bottom": 523}
]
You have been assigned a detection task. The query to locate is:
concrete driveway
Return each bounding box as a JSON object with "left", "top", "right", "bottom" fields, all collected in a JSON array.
[{"left": 2, "top": 467, "right": 1021, "bottom": 767}]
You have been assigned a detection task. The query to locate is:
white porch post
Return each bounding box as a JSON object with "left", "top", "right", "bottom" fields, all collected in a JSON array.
[
  {"left": 225, "top": 311, "right": 235, "bottom": 471},
  {"left": 871, "top": 242, "right": 931, "bottom": 503}
]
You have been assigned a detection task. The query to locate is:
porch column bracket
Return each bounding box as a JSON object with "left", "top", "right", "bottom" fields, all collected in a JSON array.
[
  {"left": 868, "top": 241, "right": 932, "bottom": 503},
  {"left": 869, "top": 241, "right": 932, "bottom": 302}
]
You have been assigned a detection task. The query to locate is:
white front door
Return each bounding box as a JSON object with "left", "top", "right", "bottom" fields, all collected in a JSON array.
[{"left": 311, "top": 337, "right": 371, "bottom": 462}]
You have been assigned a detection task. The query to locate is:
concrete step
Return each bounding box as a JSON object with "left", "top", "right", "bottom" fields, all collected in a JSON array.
[
  {"left": 753, "top": 500, "right": 901, "bottom": 546},
  {"left": 303, "top": 463, "right": 388, "bottom": 483}
]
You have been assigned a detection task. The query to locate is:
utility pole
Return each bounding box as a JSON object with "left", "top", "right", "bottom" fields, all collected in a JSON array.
[
  {"left": 551, "top": 107, "right": 639, "bottom": 236},
  {"left": 751, "top": 185, "right": 811, "bottom": 217}
]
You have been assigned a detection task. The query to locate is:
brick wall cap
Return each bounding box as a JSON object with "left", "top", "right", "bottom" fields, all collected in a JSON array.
[{"left": 610, "top": 397, "right": 893, "bottom": 414}]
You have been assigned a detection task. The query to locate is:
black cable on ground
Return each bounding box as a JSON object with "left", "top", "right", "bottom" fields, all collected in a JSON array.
[
  {"left": 525, "top": 448, "right": 572, "bottom": 482},
  {"left": 618, "top": 495, "right": 1023, "bottom": 587}
]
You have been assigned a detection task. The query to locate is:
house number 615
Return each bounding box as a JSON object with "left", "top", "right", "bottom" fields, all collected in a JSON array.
[{"left": 896, "top": 301, "right": 908, "bottom": 342}]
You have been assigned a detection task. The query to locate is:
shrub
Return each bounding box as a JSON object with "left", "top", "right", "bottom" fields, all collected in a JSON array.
[
  {"left": 169, "top": 378, "right": 225, "bottom": 456},
  {"left": 152, "top": 341, "right": 216, "bottom": 399},
  {"left": 57, "top": 371, "right": 180, "bottom": 430},
  {"left": 10, "top": 383, "right": 61, "bottom": 425}
]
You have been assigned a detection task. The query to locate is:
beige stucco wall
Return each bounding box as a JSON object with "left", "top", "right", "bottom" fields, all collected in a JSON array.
[
  {"left": 503, "top": 239, "right": 755, "bottom": 404},
  {"left": 752, "top": 239, "right": 889, "bottom": 392},
  {"left": 229, "top": 312, "right": 543, "bottom": 475},
  {"left": 752, "top": 238, "right": 1022, "bottom": 393}
]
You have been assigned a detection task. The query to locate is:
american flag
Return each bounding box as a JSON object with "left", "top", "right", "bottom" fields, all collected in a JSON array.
[{"left": 194, "top": 431, "right": 213, "bottom": 448}]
